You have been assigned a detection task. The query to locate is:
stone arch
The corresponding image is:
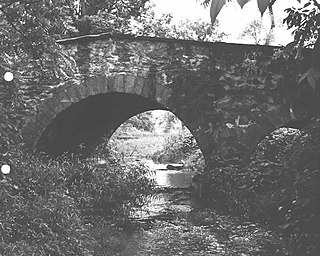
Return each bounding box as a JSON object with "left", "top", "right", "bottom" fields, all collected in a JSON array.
[
  {"left": 22, "top": 74, "right": 175, "bottom": 156},
  {"left": 239, "top": 107, "right": 302, "bottom": 154}
]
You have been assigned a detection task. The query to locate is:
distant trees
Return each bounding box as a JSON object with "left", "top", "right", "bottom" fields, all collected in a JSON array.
[
  {"left": 134, "top": 4, "right": 227, "bottom": 41},
  {"left": 239, "top": 18, "right": 274, "bottom": 45},
  {"left": 123, "top": 111, "right": 155, "bottom": 132}
]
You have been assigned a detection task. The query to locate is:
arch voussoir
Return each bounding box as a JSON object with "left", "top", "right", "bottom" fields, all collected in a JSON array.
[
  {"left": 22, "top": 120, "right": 47, "bottom": 149},
  {"left": 74, "top": 81, "right": 91, "bottom": 99},
  {"left": 85, "top": 75, "right": 107, "bottom": 95},
  {"left": 45, "top": 97, "right": 67, "bottom": 115},
  {"left": 156, "top": 83, "right": 172, "bottom": 106},
  {"left": 124, "top": 75, "right": 136, "bottom": 93},
  {"left": 34, "top": 107, "right": 57, "bottom": 127},
  {"left": 113, "top": 75, "right": 124, "bottom": 92}
]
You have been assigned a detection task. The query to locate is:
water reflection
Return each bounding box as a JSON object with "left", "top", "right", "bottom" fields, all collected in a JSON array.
[
  {"left": 140, "top": 159, "right": 197, "bottom": 188},
  {"left": 155, "top": 170, "right": 195, "bottom": 188}
]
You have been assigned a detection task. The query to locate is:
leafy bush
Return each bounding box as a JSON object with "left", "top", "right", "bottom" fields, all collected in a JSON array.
[
  {"left": 0, "top": 150, "right": 94, "bottom": 255},
  {"left": 66, "top": 160, "right": 155, "bottom": 223},
  {"left": 0, "top": 147, "right": 155, "bottom": 255},
  {"left": 152, "top": 131, "right": 205, "bottom": 171},
  {"left": 198, "top": 120, "right": 320, "bottom": 256}
]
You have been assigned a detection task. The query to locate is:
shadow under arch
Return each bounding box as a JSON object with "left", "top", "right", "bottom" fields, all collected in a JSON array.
[{"left": 35, "top": 92, "right": 167, "bottom": 157}]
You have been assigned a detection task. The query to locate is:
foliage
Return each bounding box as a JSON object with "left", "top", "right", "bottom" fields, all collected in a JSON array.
[
  {"left": 134, "top": 4, "right": 227, "bottom": 41},
  {"left": 0, "top": 149, "right": 94, "bottom": 255},
  {"left": 282, "top": 0, "right": 320, "bottom": 91},
  {"left": 152, "top": 130, "right": 205, "bottom": 171},
  {"left": 0, "top": 147, "right": 155, "bottom": 255},
  {"left": 122, "top": 111, "right": 155, "bottom": 132},
  {"left": 157, "top": 111, "right": 180, "bottom": 133},
  {"left": 204, "top": 0, "right": 320, "bottom": 91},
  {"left": 283, "top": 1, "right": 320, "bottom": 48},
  {"left": 74, "top": 0, "right": 150, "bottom": 35},
  {"left": 239, "top": 18, "right": 275, "bottom": 45},
  {"left": 198, "top": 119, "right": 320, "bottom": 256},
  {"left": 201, "top": 0, "right": 277, "bottom": 24},
  {"left": 66, "top": 160, "right": 155, "bottom": 223}
]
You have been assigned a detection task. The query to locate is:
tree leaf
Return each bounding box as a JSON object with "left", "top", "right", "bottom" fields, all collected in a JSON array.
[
  {"left": 307, "top": 67, "right": 320, "bottom": 90},
  {"left": 298, "top": 67, "right": 320, "bottom": 90},
  {"left": 257, "top": 0, "right": 271, "bottom": 16},
  {"left": 210, "top": 0, "right": 227, "bottom": 25},
  {"left": 237, "top": 0, "right": 251, "bottom": 8},
  {"left": 298, "top": 68, "right": 310, "bottom": 84}
]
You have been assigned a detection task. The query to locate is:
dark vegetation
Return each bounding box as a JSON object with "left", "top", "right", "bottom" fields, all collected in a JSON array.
[
  {"left": 0, "top": 147, "right": 154, "bottom": 255},
  {"left": 197, "top": 120, "right": 320, "bottom": 256}
]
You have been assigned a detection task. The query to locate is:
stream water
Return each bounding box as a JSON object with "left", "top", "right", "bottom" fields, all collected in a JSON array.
[{"left": 120, "top": 160, "right": 289, "bottom": 256}]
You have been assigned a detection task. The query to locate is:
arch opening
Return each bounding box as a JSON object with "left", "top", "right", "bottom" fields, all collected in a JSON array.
[{"left": 105, "top": 110, "right": 205, "bottom": 170}]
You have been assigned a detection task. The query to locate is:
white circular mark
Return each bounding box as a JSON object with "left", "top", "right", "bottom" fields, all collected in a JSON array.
[
  {"left": 3, "top": 72, "right": 14, "bottom": 82},
  {"left": 1, "top": 164, "right": 10, "bottom": 175}
]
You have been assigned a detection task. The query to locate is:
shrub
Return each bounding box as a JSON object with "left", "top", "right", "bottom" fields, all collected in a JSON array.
[
  {"left": 152, "top": 131, "right": 205, "bottom": 171},
  {"left": 0, "top": 147, "right": 155, "bottom": 255},
  {"left": 199, "top": 120, "right": 320, "bottom": 256},
  {"left": 65, "top": 160, "right": 155, "bottom": 223},
  {"left": 0, "top": 150, "right": 94, "bottom": 255}
]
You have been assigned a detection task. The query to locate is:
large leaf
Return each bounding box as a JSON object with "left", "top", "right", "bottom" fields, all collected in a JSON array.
[
  {"left": 237, "top": 0, "right": 251, "bottom": 8},
  {"left": 298, "top": 67, "right": 320, "bottom": 90},
  {"left": 307, "top": 67, "right": 320, "bottom": 90},
  {"left": 257, "top": 0, "right": 271, "bottom": 16},
  {"left": 210, "top": 0, "right": 226, "bottom": 24}
]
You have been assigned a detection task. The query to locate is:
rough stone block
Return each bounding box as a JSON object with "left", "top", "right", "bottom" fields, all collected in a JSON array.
[
  {"left": 44, "top": 98, "right": 65, "bottom": 115},
  {"left": 35, "top": 109, "right": 55, "bottom": 127},
  {"left": 85, "top": 76, "right": 107, "bottom": 95},
  {"left": 22, "top": 121, "right": 43, "bottom": 148},
  {"left": 124, "top": 75, "right": 136, "bottom": 93},
  {"left": 56, "top": 91, "right": 73, "bottom": 109},
  {"left": 97, "top": 75, "right": 109, "bottom": 94},
  {"left": 133, "top": 77, "right": 145, "bottom": 95},
  {"left": 85, "top": 79, "right": 98, "bottom": 96},
  {"left": 76, "top": 82, "right": 91, "bottom": 99},
  {"left": 64, "top": 86, "right": 82, "bottom": 103},
  {"left": 141, "top": 80, "right": 151, "bottom": 98},
  {"left": 156, "top": 85, "right": 172, "bottom": 107},
  {"left": 105, "top": 76, "right": 115, "bottom": 91},
  {"left": 113, "top": 75, "right": 124, "bottom": 92}
]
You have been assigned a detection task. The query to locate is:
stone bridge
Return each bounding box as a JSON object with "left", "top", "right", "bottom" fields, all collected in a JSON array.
[{"left": 22, "top": 34, "right": 315, "bottom": 165}]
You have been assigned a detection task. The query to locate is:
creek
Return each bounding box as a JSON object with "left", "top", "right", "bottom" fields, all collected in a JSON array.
[{"left": 120, "top": 160, "right": 289, "bottom": 256}]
